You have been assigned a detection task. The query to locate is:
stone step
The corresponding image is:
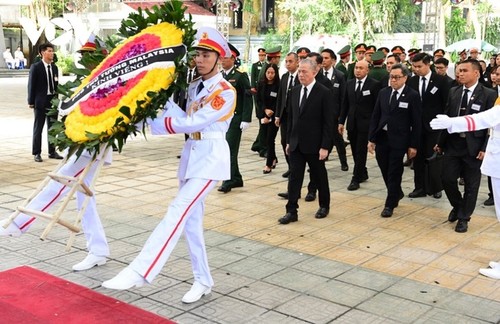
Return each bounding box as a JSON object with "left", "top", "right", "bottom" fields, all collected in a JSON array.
[{"left": 0, "top": 69, "right": 29, "bottom": 78}]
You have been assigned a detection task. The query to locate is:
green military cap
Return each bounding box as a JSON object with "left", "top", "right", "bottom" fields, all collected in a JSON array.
[
  {"left": 354, "top": 43, "right": 367, "bottom": 53},
  {"left": 296, "top": 47, "right": 311, "bottom": 58},
  {"left": 266, "top": 45, "right": 282, "bottom": 58},
  {"left": 408, "top": 48, "right": 421, "bottom": 58},
  {"left": 371, "top": 51, "right": 385, "bottom": 65},
  {"left": 338, "top": 45, "right": 351, "bottom": 58},
  {"left": 391, "top": 45, "right": 405, "bottom": 54},
  {"left": 366, "top": 45, "right": 377, "bottom": 54},
  {"left": 378, "top": 46, "right": 390, "bottom": 54},
  {"left": 433, "top": 48, "right": 445, "bottom": 57}
]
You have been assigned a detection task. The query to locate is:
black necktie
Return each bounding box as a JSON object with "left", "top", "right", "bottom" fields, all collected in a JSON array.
[
  {"left": 390, "top": 90, "right": 398, "bottom": 109},
  {"left": 421, "top": 77, "right": 426, "bottom": 98},
  {"left": 47, "top": 65, "right": 54, "bottom": 94},
  {"left": 196, "top": 81, "right": 204, "bottom": 95},
  {"left": 299, "top": 87, "right": 308, "bottom": 113},
  {"left": 355, "top": 80, "right": 362, "bottom": 99},
  {"left": 324, "top": 70, "right": 328, "bottom": 78},
  {"left": 187, "top": 69, "right": 193, "bottom": 83},
  {"left": 222, "top": 71, "right": 227, "bottom": 78},
  {"left": 459, "top": 89, "right": 469, "bottom": 116},
  {"left": 286, "top": 75, "right": 294, "bottom": 101}
]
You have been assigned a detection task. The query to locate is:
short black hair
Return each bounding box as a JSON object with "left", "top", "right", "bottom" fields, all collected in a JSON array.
[
  {"left": 307, "top": 52, "right": 323, "bottom": 65},
  {"left": 462, "top": 58, "right": 481, "bottom": 71},
  {"left": 412, "top": 52, "right": 431, "bottom": 64},
  {"left": 387, "top": 54, "right": 401, "bottom": 63},
  {"left": 391, "top": 63, "right": 411, "bottom": 77},
  {"left": 38, "top": 43, "right": 54, "bottom": 54},
  {"left": 434, "top": 57, "right": 449, "bottom": 66},
  {"left": 321, "top": 48, "right": 337, "bottom": 61}
]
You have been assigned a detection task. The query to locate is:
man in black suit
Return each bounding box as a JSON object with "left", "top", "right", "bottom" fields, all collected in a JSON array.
[
  {"left": 321, "top": 48, "right": 348, "bottom": 171},
  {"left": 28, "top": 43, "right": 63, "bottom": 162},
  {"left": 278, "top": 58, "right": 334, "bottom": 224},
  {"left": 275, "top": 52, "right": 299, "bottom": 178},
  {"left": 340, "top": 60, "right": 381, "bottom": 191},
  {"left": 435, "top": 59, "right": 497, "bottom": 233},
  {"left": 407, "top": 53, "right": 450, "bottom": 199},
  {"left": 368, "top": 64, "right": 422, "bottom": 217}
]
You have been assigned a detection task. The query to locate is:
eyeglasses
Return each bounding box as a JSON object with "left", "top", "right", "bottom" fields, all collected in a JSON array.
[{"left": 389, "top": 75, "right": 405, "bottom": 80}]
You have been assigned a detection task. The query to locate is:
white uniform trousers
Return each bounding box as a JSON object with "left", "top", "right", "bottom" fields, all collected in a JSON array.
[
  {"left": 130, "top": 178, "right": 217, "bottom": 287},
  {"left": 11, "top": 154, "right": 109, "bottom": 257},
  {"left": 491, "top": 176, "right": 500, "bottom": 222}
]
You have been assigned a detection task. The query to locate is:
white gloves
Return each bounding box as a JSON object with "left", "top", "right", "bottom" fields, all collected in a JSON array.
[
  {"left": 240, "top": 121, "right": 250, "bottom": 131},
  {"left": 430, "top": 114, "right": 452, "bottom": 130}
]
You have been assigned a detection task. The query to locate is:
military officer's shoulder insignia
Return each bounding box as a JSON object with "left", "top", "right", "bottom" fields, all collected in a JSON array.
[{"left": 219, "top": 80, "right": 231, "bottom": 90}]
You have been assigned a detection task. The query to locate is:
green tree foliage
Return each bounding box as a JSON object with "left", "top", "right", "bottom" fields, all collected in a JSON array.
[{"left": 445, "top": 8, "right": 469, "bottom": 44}]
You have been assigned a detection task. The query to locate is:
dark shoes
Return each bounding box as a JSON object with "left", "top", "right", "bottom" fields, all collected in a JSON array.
[
  {"left": 347, "top": 181, "right": 359, "bottom": 191},
  {"left": 315, "top": 207, "right": 329, "bottom": 219},
  {"left": 448, "top": 208, "right": 458, "bottom": 222},
  {"left": 381, "top": 207, "right": 393, "bottom": 217},
  {"left": 433, "top": 191, "right": 442, "bottom": 199},
  {"left": 218, "top": 181, "right": 243, "bottom": 193},
  {"left": 34, "top": 154, "right": 43, "bottom": 162},
  {"left": 282, "top": 170, "right": 290, "bottom": 178},
  {"left": 277, "top": 192, "right": 288, "bottom": 199},
  {"left": 341, "top": 163, "right": 349, "bottom": 171},
  {"left": 304, "top": 192, "right": 316, "bottom": 202},
  {"left": 278, "top": 213, "right": 298, "bottom": 224},
  {"left": 484, "top": 196, "right": 494, "bottom": 206},
  {"left": 48, "top": 152, "right": 63, "bottom": 159},
  {"left": 455, "top": 219, "right": 468, "bottom": 233},
  {"left": 408, "top": 189, "right": 426, "bottom": 198}
]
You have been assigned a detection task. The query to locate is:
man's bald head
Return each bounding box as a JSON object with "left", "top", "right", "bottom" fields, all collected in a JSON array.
[{"left": 354, "top": 60, "right": 369, "bottom": 79}]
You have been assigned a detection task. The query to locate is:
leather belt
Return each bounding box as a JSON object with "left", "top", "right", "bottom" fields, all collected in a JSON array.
[{"left": 189, "top": 132, "right": 225, "bottom": 140}]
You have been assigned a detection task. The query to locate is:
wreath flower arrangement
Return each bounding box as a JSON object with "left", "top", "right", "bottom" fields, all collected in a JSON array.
[{"left": 49, "top": 0, "right": 195, "bottom": 157}]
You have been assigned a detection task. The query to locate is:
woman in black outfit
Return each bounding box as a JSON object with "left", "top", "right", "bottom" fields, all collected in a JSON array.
[{"left": 256, "top": 64, "right": 280, "bottom": 174}]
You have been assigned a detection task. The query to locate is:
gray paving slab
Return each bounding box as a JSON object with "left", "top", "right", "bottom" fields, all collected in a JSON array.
[
  {"left": 332, "top": 309, "right": 403, "bottom": 324},
  {"left": 308, "top": 279, "right": 378, "bottom": 307},
  {"left": 275, "top": 294, "right": 350, "bottom": 324}
]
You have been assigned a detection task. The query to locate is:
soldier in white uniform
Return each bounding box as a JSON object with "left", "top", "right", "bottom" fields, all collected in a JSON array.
[
  {"left": 431, "top": 106, "right": 500, "bottom": 279},
  {"left": 0, "top": 150, "right": 112, "bottom": 271},
  {"left": 102, "top": 27, "right": 237, "bottom": 304}
]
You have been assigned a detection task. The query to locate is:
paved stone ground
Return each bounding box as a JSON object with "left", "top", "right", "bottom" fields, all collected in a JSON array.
[{"left": 0, "top": 77, "right": 499, "bottom": 323}]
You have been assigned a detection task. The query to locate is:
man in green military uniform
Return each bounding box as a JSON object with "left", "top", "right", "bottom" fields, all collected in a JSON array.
[
  {"left": 368, "top": 51, "right": 388, "bottom": 81},
  {"left": 347, "top": 43, "right": 367, "bottom": 79},
  {"left": 250, "top": 48, "right": 266, "bottom": 94},
  {"left": 218, "top": 43, "right": 253, "bottom": 193},
  {"left": 336, "top": 45, "right": 351, "bottom": 75},
  {"left": 251, "top": 46, "right": 281, "bottom": 157}
]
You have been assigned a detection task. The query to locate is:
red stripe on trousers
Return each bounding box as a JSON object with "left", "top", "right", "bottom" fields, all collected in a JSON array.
[
  {"left": 144, "top": 180, "right": 213, "bottom": 279},
  {"left": 19, "top": 166, "right": 86, "bottom": 230}
]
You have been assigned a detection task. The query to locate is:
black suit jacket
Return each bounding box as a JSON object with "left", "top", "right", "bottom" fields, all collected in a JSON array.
[
  {"left": 407, "top": 72, "right": 449, "bottom": 132},
  {"left": 369, "top": 85, "right": 422, "bottom": 150},
  {"left": 287, "top": 81, "right": 334, "bottom": 154},
  {"left": 28, "top": 60, "right": 59, "bottom": 109},
  {"left": 323, "top": 68, "right": 346, "bottom": 119},
  {"left": 438, "top": 83, "right": 497, "bottom": 156},
  {"left": 340, "top": 77, "right": 381, "bottom": 133},
  {"left": 276, "top": 71, "right": 299, "bottom": 120}
]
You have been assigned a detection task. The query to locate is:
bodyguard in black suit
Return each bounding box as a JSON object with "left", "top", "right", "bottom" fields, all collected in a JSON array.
[
  {"left": 278, "top": 58, "right": 334, "bottom": 224},
  {"left": 27, "top": 43, "right": 62, "bottom": 162},
  {"left": 339, "top": 60, "right": 381, "bottom": 190},
  {"left": 275, "top": 52, "right": 299, "bottom": 177},
  {"left": 368, "top": 64, "right": 422, "bottom": 217},
  {"left": 407, "top": 53, "right": 450, "bottom": 199},
  {"left": 436, "top": 59, "right": 497, "bottom": 233}
]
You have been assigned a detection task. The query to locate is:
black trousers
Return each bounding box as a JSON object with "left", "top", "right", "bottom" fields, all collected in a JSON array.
[
  {"left": 32, "top": 101, "right": 56, "bottom": 156},
  {"left": 347, "top": 129, "right": 369, "bottom": 182},
  {"left": 413, "top": 129, "right": 442, "bottom": 193},
  {"left": 374, "top": 132, "right": 406, "bottom": 209},
  {"left": 287, "top": 149, "right": 330, "bottom": 214},
  {"left": 441, "top": 153, "right": 482, "bottom": 220},
  {"left": 264, "top": 121, "right": 279, "bottom": 167},
  {"left": 332, "top": 129, "right": 347, "bottom": 165},
  {"left": 279, "top": 117, "right": 289, "bottom": 168}
]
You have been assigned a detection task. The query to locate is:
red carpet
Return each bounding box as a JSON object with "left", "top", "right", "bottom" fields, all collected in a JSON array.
[{"left": 0, "top": 266, "right": 176, "bottom": 323}]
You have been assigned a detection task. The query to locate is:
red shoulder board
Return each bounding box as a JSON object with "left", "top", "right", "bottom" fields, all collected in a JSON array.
[{"left": 219, "top": 81, "right": 230, "bottom": 90}]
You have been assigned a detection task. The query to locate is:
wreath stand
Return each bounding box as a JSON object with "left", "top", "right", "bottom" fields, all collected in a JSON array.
[{"left": 3, "top": 144, "right": 111, "bottom": 251}]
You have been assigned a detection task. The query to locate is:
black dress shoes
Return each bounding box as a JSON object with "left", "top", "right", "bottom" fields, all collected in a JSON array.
[
  {"left": 381, "top": 207, "right": 393, "bottom": 217},
  {"left": 232, "top": 181, "right": 244, "bottom": 188},
  {"left": 484, "top": 196, "right": 494, "bottom": 206},
  {"left": 315, "top": 207, "right": 329, "bottom": 219},
  {"left": 455, "top": 219, "right": 468, "bottom": 233},
  {"left": 408, "top": 189, "right": 426, "bottom": 198},
  {"left": 48, "top": 152, "right": 63, "bottom": 159},
  {"left": 34, "top": 154, "right": 43, "bottom": 162},
  {"left": 277, "top": 192, "right": 288, "bottom": 199},
  {"left": 282, "top": 170, "right": 290, "bottom": 178},
  {"left": 304, "top": 192, "right": 316, "bottom": 202},
  {"left": 347, "top": 181, "right": 359, "bottom": 191},
  {"left": 341, "top": 163, "right": 349, "bottom": 171},
  {"left": 217, "top": 186, "right": 231, "bottom": 193},
  {"left": 433, "top": 191, "right": 442, "bottom": 199},
  {"left": 448, "top": 208, "right": 458, "bottom": 222},
  {"left": 278, "top": 213, "right": 298, "bottom": 224}
]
